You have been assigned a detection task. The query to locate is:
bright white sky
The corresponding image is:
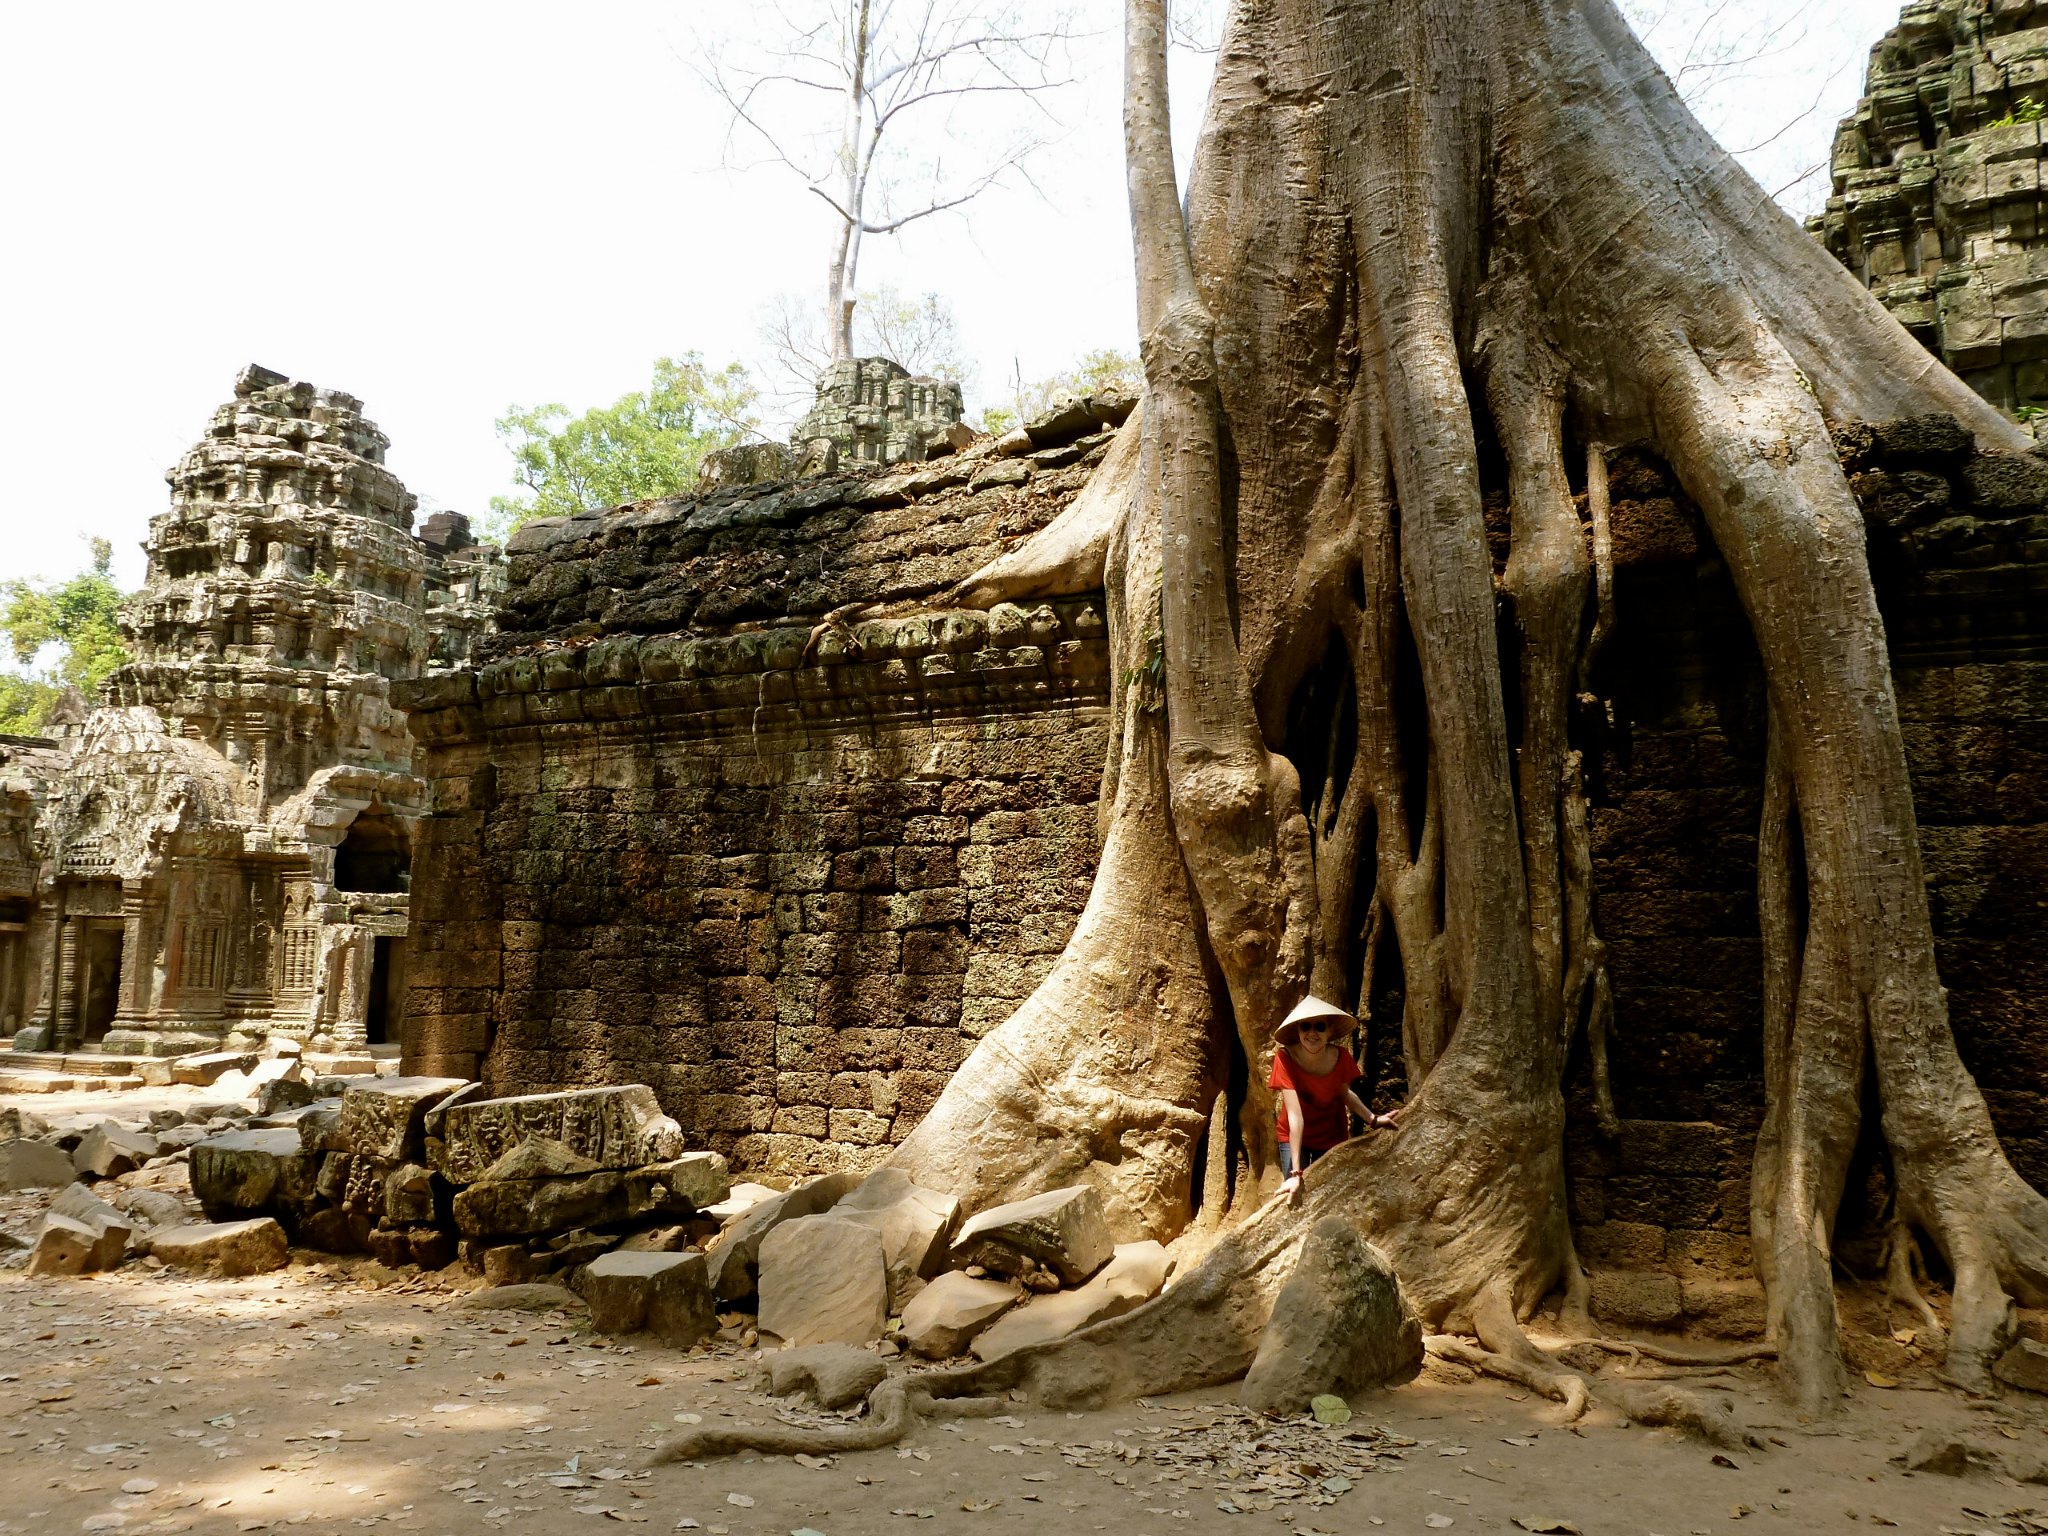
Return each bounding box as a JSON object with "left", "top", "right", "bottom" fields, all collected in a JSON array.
[{"left": 1, "top": 0, "right": 1905, "bottom": 592}]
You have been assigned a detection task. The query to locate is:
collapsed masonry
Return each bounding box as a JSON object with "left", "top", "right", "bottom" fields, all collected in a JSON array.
[
  {"left": 0, "top": 366, "right": 504, "bottom": 1059},
  {"left": 1817, "top": 0, "right": 2048, "bottom": 419}
]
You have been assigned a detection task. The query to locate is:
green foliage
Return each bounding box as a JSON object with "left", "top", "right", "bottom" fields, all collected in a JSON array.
[
  {"left": 0, "top": 537, "right": 128, "bottom": 735},
  {"left": 981, "top": 348, "right": 1141, "bottom": 434},
  {"left": 487, "top": 355, "right": 760, "bottom": 534},
  {"left": 1988, "top": 97, "right": 2046, "bottom": 128}
]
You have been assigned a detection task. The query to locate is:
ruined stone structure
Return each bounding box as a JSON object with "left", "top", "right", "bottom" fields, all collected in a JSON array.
[
  {"left": 792, "top": 358, "right": 967, "bottom": 470},
  {"left": 1, "top": 366, "right": 503, "bottom": 1059},
  {"left": 1816, "top": 1, "right": 2048, "bottom": 418},
  {"left": 396, "top": 396, "right": 1132, "bottom": 1181},
  {"left": 397, "top": 393, "right": 2048, "bottom": 1331}
]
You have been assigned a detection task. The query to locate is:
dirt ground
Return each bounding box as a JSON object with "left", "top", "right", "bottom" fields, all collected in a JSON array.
[{"left": 7, "top": 1089, "right": 2048, "bottom": 1536}]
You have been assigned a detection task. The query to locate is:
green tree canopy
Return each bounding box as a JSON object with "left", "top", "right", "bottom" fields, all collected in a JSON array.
[
  {"left": 980, "top": 347, "right": 1140, "bottom": 435},
  {"left": 0, "top": 537, "right": 128, "bottom": 736},
  {"left": 488, "top": 355, "right": 760, "bottom": 534}
]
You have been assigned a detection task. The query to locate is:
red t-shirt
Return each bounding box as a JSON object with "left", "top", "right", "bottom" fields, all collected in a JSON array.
[{"left": 1270, "top": 1045, "right": 1363, "bottom": 1150}]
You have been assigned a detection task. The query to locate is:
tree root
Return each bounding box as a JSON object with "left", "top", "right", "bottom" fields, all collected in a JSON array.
[
  {"left": 1535, "top": 1336, "right": 1777, "bottom": 1369},
  {"left": 1881, "top": 1218, "right": 1950, "bottom": 1350},
  {"left": 1427, "top": 1335, "right": 1590, "bottom": 1421},
  {"left": 647, "top": 1377, "right": 1012, "bottom": 1466}
]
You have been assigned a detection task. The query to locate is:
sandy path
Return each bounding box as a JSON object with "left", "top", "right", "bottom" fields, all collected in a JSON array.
[{"left": 4, "top": 1255, "right": 2047, "bottom": 1536}]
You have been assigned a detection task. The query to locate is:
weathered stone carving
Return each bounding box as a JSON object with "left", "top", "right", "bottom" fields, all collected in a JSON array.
[
  {"left": 1816, "top": 3, "right": 2048, "bottom": 420},
  {"left": 793, "top": 357, "right": 966, "bottom": 468},
  {"left": 1, "top": 366, "right": 503, "bottom": 1058}
]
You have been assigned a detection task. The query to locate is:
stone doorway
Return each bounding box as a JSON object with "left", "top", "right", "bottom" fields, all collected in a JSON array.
[
  {"left": 366, "top": 934, "right": 405, "bottom": 1046},
  {"left": 335, "top": 806, "right": 410, "bottom": 894},
  {"left": 82, "top": 924, "right": 124, "bottom": 1044}
]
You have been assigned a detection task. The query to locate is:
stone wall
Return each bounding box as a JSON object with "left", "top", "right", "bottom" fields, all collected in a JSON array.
[
  {"left": 1368, "top": 421, "right": 2048, "bottom": 1332},
  {"left": 398, "top": 407, "right": 1130, "bottom": 1181}
]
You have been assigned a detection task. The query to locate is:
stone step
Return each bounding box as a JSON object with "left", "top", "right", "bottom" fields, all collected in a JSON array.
[
  {"left": 5, "top": 1050, "right": 146, "bottom": 1078},
  {"left": 0, "top": 1069, "right": 144, "bottom": 1094}
]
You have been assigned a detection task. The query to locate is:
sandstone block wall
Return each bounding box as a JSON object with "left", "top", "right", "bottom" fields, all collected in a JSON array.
[{"left": 398, "top": 423, "right": 1123, "bottom": 1183}]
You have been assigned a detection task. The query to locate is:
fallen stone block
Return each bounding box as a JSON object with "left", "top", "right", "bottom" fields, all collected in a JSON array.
[
  {"left": 434, "top": 1085, "right": 686, "bottom": 1185},
  {"left": 476, "top": 1139, "right": 601, "bottom": 1181},
  {"left": 703, "top": 1181, "right": 781, "bottom": 1224},
  {"left": 120, "top": 1187, "right": 193, "bottom": 1233},
  {"left": 450, "top": 1153, "right": 730, "bottom": 1239},
  {"left": 0, "top": 1106, "right": 49, "bottom": 1140},
  {"left": 576, "top": 1251, "right": 716, "bottom": 1345},
  {"left": 901, "top": 1271, "right": 1022, "bottom": 1358},
  {"left": 763, "top": 1344, "right": 887, "bottom": 1409},
  {"left": 707, "top": 1170, "right": 863, "bottom": 1303},
  {"left": 51, "top": 1183, "right": 133, "bottom": 1269},
  {"left": 1241, "top": 1218, "right": 1422, "bottom": 1415},
  {"left": 339, "top": 1077, "right": 471, "bottom": 1163},
  {"left": 832, "top": 1169, "right": 961, "bottom": 1311},
  {"left": 758, "top": 1216, "right": 891, "bottom": 1347},
  {"left": 479, "top": 1245, "right": 551, "bottom": 1287},
  {"left": 952, "top": 1185, "right": 1115, "bottom": 1285},
  {"left": 152, "top": 1125, "right": 214, "bottom": 1152},
  {"left": 295, "top": 1102, "right": 349, "bottom": 1153},
  {"left": 1901, "top": 1431, "right": 1993, "bottom": 1476},
  {"left": 384, "top": 1163, "right": 438, "bottom": 1226},
  {"left": 210, "top": 1056, "right": 304, "bottom": 1101},
  {"left": 1590, "top": 1269, "right": 1683, "bottom": 1329},
  {"left": 971, "top": 1241, "right": 1171, "bottom": 1361},
  {"left": 73, "top": 1122, "right": 161, "bottom": 1180},
  {"left": 256, "top": 1075, "right": 318, "bottom": 1117},
  {"left": 170, "top": 1051, "right": 256, "bottom": 1088},
  {"left": 0, "top": 1136, "right": 78, "bottom": 1191},
  {"left": 150, "top": 1217, "right": 290, "bottom": 1277},
  {"left": 455, "top": 1282, "right": 587, "bottom": 1314},
  {"left": 190, "top": 1128, "right": 309, "bottom": 1217},
  {"left": 617, "top": 1225, "right": 696, "bottom": 1253},
  {"left": 1997, "top": 1338, "right": 2048, "bottom": 1396},
  {"left": 27, "top": 1213, "right": 99, "bottom": 1277}
]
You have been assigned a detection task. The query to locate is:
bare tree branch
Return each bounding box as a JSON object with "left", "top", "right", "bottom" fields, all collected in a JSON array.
[{"left": 693, "top": 1, "right": 1081, "bottom": 363}]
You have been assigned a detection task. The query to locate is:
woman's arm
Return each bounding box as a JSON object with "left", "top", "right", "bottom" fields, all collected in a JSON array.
[
  {"left": 1280, "top": 1088, "right": 1306, "bottom": 1188},
  {"left": 1345, "top": 1087, "right": 1396, "bottom": 1128}
]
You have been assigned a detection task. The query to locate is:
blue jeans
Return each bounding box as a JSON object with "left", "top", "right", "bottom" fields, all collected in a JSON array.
[{"left": 1279, "top": 1143, "right": 1325, "bottom": 1177}]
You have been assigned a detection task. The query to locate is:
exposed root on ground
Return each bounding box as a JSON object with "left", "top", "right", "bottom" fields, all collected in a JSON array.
[{"left": 648, "top": 1378, "right": 1010, "bottom": 1466}]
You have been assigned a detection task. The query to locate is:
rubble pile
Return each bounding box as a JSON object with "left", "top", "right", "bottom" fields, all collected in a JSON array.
[{"left": 702, "top": 1175, "right": 1178, "bottom": 1363}]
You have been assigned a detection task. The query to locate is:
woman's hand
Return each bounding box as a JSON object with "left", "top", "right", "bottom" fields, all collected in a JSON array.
[{"left": 1280, "top": 1173, "right": 1303, "bottom": 1197}]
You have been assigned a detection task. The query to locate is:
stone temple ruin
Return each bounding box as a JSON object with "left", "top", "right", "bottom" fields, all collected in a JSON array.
[
  {"left": 1816, "top": 0, "right": 2048, "bottom": 419},
  {"left": 0, "top": 365, "right": 503, "bottom": 1063},
  {"left": 794, "top": 357, "right": 967, "bottom": 469},
  {"left": 16, "top": 3, "right": 2048, "bottom": 1347}
]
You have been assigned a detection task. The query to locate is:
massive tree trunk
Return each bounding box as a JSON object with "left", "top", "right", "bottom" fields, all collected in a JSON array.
[{"left": 692, "top": 0, "right": 2048, "bottom": 1442}]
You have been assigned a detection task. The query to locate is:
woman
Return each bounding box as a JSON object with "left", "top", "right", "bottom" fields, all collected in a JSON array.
[{"left": 1270, "top": 994, "right": 1394, "bottom": 1192}]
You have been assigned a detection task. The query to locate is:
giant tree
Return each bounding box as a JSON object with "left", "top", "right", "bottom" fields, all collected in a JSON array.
[{"left": 666, "top": 0, "right": 2048, "bottom": 1444}]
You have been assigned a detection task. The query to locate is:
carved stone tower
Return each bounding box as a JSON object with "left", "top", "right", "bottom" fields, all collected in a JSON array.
[{"left": 111, "top": 364, "right": 428, "bottom": 810}]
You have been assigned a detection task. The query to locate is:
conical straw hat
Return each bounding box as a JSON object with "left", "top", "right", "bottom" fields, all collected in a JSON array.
[{"left": 1273, "top": 993, "right": 1359, "bottom": 1047}]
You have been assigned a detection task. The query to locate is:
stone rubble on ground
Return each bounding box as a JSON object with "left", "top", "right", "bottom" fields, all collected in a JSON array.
[
  {"left": 951, "top": 1184, "right": 1115, "bottom": 1285},
  {"left": 762, "top": 1343, "right": 888, "bottom": 1409},
  {"left": 148, "top": 1215, "right": 290, "bottom": 1276},
  {"left": 757, "top": 1214, "right": 892, "bottom": 1346},
  {"left": 0, "top": 1134, "right": 78, "bottom": 1190},
  {"left": 971, "top": 1239, "right": 1172, "bottom": 1360},
  {"left": 1241, "top": 1218, "right": 1423, "bottom": 1415},
  {"left": 899, "top": 1270, "right": 1022, "bottom": 1358}
]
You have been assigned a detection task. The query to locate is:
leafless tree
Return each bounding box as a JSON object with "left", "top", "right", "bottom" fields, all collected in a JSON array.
[{"left": 702, "top": 1, "right": 1079, "bottom": 365}]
